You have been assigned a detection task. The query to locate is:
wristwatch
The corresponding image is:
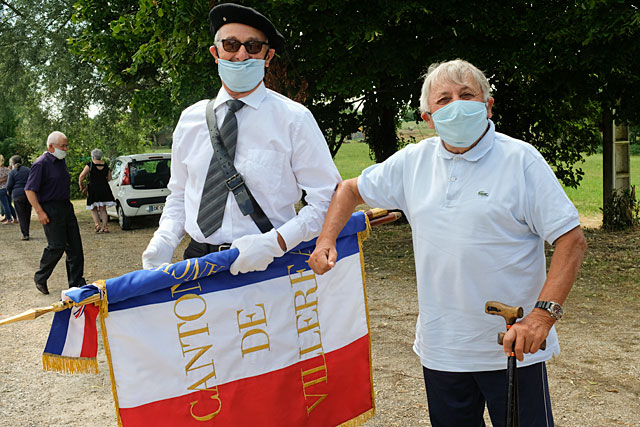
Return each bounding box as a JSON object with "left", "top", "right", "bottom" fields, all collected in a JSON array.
[{"left": 535, "top": 300, "right": 564, "bottom": 320}]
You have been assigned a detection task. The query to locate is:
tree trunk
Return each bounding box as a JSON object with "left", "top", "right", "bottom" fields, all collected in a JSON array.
[{"left": 602, "top": 108, "right": 614, "bottom": 208}]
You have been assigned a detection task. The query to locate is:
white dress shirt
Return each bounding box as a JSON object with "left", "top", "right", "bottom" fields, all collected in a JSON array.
[
  {"left": 156, "top": 83, "right": 341, "bottom": 252},
  {"left": 358, "top": 120, "right": 580, "bottom": 371}
]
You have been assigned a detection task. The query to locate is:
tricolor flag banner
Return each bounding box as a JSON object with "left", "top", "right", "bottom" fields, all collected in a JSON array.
[
  {"left": 42, "top": 299, "right": 100, "bottom": 373},
  {"left": 44, "top": 212, "right": 374, "bottom": 427}
]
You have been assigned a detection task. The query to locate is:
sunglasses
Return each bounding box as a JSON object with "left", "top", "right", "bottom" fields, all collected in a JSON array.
[{"left": 219, "top": 39, "right": 268, "bottom": 54}]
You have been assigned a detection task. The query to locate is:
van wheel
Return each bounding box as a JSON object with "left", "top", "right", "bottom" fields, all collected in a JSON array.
[{"left": 118, "top": 204, "right": 132, "bottom": 230}]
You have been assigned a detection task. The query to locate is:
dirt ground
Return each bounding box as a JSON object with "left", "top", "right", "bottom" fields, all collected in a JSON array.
[{"left": 1, "top": 202, "right": 639, "bottom": 426}]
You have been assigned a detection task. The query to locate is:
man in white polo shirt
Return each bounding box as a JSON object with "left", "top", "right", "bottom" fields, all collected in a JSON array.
[{"left": 309, "top": 59, "right": 586, "bottom": 426}]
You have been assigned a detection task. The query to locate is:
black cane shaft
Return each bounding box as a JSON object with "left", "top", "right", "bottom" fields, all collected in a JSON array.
[{"left": 506, "top": 355, "right": 519, "bottom": 427}]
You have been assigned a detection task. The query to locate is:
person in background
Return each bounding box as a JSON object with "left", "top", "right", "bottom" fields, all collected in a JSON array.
[
  {"left": 6, "top": 155, "right": 32, "bottom": 240},
  {"left": 0, "top": 154, "right": 17, "bottom": 224},
  {"left": 141, "top": 3, "right": 341, "bottom": 273},
  {"left": 25, "top": 131, "right": 86, "bottom": 295},
  {"left": 309, "top": 59, "right": 587, "bottom": 427},
  {"left": 78, "top": 148, "right": 115, "bottom": 233}
]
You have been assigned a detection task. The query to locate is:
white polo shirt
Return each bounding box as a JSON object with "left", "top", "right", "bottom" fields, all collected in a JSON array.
[{"left": 358, "top": 120, "right": 580, "bottom": 371}]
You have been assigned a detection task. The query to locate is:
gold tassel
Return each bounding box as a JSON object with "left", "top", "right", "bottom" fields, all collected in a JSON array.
[
  {"left": 357, "top": 210, "right": 372, "bottom": 242},
  {"left": 42, "top": 353, "right": 99, "bottom": 374}
]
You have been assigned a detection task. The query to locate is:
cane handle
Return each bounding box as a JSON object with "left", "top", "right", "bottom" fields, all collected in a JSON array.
[{"left": 485, "top": 301, "right": 523, "bottom": 326}]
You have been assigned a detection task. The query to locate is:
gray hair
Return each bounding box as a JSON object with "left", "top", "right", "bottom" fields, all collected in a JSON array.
[
  {"left": 419, "top": 59, "right": 491, "bottom": 113},
  {"left": 91, "top": 148, "right": 103, "bottom": 160},
  {"left": 46, "top": 131, "right": 67, "bottom": 148}
]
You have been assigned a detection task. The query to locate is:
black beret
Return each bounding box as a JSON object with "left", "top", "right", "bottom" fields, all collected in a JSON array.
[{"left": 209, "top": 3, "right": 285, "bottom": 53}]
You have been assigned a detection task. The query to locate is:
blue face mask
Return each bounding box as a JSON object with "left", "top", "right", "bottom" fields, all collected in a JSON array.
[
  {"left": 217, "top": 58, "right": 265, "bottom": 93},
  {"left": 431, "top": 100, "right": 489, "bottom": 148}
]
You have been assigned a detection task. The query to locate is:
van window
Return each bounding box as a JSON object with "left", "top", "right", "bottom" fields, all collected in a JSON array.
[{"left": 130, "top": 159, "right": 171, "bottom": 189}]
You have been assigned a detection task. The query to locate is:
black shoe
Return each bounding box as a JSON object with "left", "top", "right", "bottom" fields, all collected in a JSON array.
[
  {"left": 21, "top": 235, "right": 29, "bottom": 241},
  {"left": 35, "top": 282, "right": 49, "bottom": 295}
]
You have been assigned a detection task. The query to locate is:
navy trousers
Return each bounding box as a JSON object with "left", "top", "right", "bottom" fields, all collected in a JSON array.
[{"left": 423, "top": 362, "right": 554, "bottom": 427}]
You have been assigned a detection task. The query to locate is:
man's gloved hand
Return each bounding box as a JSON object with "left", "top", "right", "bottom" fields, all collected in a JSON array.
[
  {"left": 142, "top": 231, "right": 178, "bottom": 270},
  {"left": 61, "top": 287, "right": 80, "bottom": 302},
  {"left": 230, "top": 229, "right": 285, "bottom": 275}
]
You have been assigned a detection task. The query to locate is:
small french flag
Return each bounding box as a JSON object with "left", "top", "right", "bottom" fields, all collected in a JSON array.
[{"left": 42, "top": 301, "right": 100, "bottom": 373}]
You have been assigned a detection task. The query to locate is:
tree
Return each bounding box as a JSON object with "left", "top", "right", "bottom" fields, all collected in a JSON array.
[
  {"left": 69, "top": 0, "right": 640, "bottom": 190},
  {"left": 0, "top": 0, "right": 146, "bottom": 168}
]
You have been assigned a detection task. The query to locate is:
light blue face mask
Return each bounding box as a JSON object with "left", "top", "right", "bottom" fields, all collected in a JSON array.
[
  {"left": 431, "top": 100, "right": 489, "bottom": 148},
  {"left": 217, "top": 58, "right": 265, "bottom": 93}
]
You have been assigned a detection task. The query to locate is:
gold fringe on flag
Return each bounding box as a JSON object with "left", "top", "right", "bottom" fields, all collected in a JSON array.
[
  {"left": 358, "top": 210, "right": 372, "bottom": 241},
  {"left": 94, "top": 279, "right": 109, "bottom": 319},
  {"left": 42, "top": 353, "right": 99, "bottom": 374},
  {"left": 339, "top": 407, "right": 376, "bottom": 426}
]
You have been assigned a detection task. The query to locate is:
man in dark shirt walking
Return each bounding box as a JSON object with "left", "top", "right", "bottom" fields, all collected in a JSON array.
[{"left": 25, "top": 131, "right": 86, "bottom": 295}]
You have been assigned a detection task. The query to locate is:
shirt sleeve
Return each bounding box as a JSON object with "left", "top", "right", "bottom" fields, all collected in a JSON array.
[
  {"left": 523, "top": 155, "right": 580, "bottom": 244},
  {"left": 276, "top": 110, "right": 342, "bottom": 250},
  {"left": 357, "top": 148, "right": 409, "bottom": 213},
  {"left": 155, "top": 120, "right": 188, "bottom": 249},
  {"left": 6, "top": 170, "right": 15, "bottom": 194},
  {"left": 24, "top": 161, "right": 43, "bottom": 193}
]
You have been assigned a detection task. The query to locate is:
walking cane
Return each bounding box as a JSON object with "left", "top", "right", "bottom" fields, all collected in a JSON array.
[
  {"left": 485, "top": 301, "right": 547, "bottom": 427},
  {"left": 485, "top": 301, "right": 522, "bottom": 427}
]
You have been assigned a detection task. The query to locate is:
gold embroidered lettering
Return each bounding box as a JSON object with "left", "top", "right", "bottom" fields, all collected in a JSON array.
[
  {"left": 300, "top": 353, "right": 328, "bottom": 413},
  {"left": 189, "top": 389, "right": 222, "bottom": 421},
  {"left": 237, "top": 304, "right": 270, "bottom": 356},
  {"left": 170, "top": 282, "right": 203, "bottom": 298},
  {"left": 171, "top": 259, "right": 191, "bottom": 280},
  {"left": 296, "top": 308, "right": 319, "bottom": 334},
  {"left": 174, "top": 293, "right": 207, "bottom": 322}
]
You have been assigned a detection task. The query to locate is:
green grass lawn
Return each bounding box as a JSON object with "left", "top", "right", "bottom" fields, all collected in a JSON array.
[{"left": 563, "top": 153, "right": 639, "bottom": 216}]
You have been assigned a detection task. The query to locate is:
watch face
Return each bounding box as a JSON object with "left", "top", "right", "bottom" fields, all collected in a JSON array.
[{"left": 550, "top": 303, "right": 563, "bottom": 318}]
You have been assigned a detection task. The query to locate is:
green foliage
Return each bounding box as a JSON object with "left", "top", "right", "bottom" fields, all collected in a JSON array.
[
  {"left": 22, "top": 0, "right": 640, "bottom": 189},
  {"left": 601, "top": 187, "right": 639, "bottom": 231}
]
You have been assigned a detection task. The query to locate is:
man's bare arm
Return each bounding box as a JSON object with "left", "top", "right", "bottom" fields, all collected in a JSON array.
[
  {"left": 504, "top": 226, "right": 587, "bottom": 360},
  {"left": 309, "top": 178, "right": 365, "bottom": 274}
]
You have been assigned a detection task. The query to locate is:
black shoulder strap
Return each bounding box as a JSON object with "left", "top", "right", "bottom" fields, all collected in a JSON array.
[{"left": 205, "top": 100, "right": 273, "bottom": 233}]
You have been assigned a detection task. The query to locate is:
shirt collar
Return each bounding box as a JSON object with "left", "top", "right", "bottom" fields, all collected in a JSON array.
[
  {"left": 437, "top": 120, "right": 495, "bottom": 162},
  {"left": 214, "top": 82, "right": 267, "bottom": 111},
  {"left": 44, "top": 151, "right": 62, "bottom": 162}
]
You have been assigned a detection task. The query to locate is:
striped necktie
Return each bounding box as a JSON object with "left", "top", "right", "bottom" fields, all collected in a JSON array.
[{"left": 197, "top": 99, "right": 245, "bottom": 237}]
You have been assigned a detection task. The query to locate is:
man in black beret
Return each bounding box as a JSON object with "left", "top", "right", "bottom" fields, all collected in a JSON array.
[{"left": 143, "top": 3, "right": 341, "bottom": 275}]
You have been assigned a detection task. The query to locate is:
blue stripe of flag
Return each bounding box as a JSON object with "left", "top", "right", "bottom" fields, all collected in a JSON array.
[{"left": 43, "top": 308, "right": 72, "bottom": 355}]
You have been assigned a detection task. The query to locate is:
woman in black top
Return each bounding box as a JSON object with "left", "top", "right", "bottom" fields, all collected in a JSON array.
[{"left": 78, "top": 148, "right": 115, "bottom": 233}]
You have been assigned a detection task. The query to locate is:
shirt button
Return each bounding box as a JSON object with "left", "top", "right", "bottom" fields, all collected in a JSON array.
[{"left": 450, "top": 177, "right": 457, "bottom": 182}]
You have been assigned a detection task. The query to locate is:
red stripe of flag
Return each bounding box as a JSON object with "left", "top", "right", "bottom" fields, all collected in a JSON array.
[
  {"left": 119, "top": 335, "right": 373, "bottom": 426},
  {"left": 79, "top": 304, "right": 99, "bottom": 358}
]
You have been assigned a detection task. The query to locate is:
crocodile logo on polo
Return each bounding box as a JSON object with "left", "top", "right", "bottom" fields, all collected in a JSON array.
[{"left": 478, "top": 191, "right": 489, "bottom": 197}]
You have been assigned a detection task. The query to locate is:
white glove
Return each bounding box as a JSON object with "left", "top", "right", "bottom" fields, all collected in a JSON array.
[
  {"left": 230, "top": 229, "right": 285, "bottom": 275},
  {"left": 61, "top": 287, "right": 80, "bottom": 302},
  {"left": 142, "top": 230, "right": 179, "bottom": 270}
]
